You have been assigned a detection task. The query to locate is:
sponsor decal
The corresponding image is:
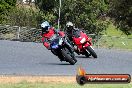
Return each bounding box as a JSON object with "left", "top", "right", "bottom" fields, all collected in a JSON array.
[{"left": 76, "top": 67, "right": 131, "bottom": 85}]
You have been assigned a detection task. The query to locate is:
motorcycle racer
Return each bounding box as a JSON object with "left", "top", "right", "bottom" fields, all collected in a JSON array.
[
  {"left": 65, "top": 21, "right": 88, "bottom": 41},
  {"left": 65, "top": 21, "right": 92, "bottom": 55},
  {"left": 41, "top": 21, "right": 75, "bottom": 59},
  {"left": 41, "top": 21, "right": 65, "bottom": 50}
]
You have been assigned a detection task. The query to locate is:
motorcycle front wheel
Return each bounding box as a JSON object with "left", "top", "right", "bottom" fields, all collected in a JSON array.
[{"left": 86, "top": 46, "right": 97, "bottom": 58}]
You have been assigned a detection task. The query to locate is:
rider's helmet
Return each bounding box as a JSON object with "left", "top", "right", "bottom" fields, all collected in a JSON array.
[
  {"left": 66, "top": 21, "right": 74, "bottom": 33},
  {"left": 41, "top": 21, "right": 50, "bottom": 33}
]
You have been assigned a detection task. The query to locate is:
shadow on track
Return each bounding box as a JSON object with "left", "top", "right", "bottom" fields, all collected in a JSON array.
[
  {"left": 75, "top": 55, "right": 94, "bottom": 59},
  {"left": 44, "top": 62, "right": 73, "bottom": 65}
]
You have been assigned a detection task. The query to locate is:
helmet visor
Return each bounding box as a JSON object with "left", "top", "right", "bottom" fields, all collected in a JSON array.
[
  {"left": 67, "top": 26, "right": 73, "bottom": 32},
  {"left": 42, "top": 26, "right": 49, "bottom": 33}
]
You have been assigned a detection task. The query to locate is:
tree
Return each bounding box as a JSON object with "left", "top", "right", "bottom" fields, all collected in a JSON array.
[
  {"left": 33, "top": 0, "right": 110, "bottom": 34},
  {"left": 34, "top": 0, "right": 57, "bottom": 12},
  {"left": 108, "top": 0, "right": 132, "bottom": 35},
  {"left": 0, "top": 0, "right": 16, "bottom": 12},
  {"left": 59, "top": 0, "right": 109, "bottom": 34},
  {"left": 0, "top": 0, "right": 17, "bottom": 23}
]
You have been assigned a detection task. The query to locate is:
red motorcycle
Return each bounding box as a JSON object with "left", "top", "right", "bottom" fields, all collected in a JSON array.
[{"left": 72, "top": 30, "right": 97, "bottom": 58}]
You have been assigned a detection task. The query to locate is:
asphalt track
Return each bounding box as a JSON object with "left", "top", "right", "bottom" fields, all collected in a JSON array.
[{"left": 0, "top": 40, "right": 132, "bottom": 76}]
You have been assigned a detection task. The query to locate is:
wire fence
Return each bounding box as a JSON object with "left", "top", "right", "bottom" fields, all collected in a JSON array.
[{"left": 0, "top": 24, "right": 132, "bottom": 49}]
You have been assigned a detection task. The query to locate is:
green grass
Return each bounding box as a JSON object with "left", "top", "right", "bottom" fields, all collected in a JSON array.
[
  {"left": 0, "top": 82, "right": 132, "bottom": 88},
  {"left": 102, "top": 24, "right": 132, "bottom": 37},
  {"left": 96, "top": 36, "right": 132, "bottom": 50},
  {"left": 94, "top": 24, "right": 132, "bottom": 50}
]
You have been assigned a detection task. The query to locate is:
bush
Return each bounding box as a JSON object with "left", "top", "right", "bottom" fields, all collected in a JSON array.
[
  {"left": 0, "top": 0, "right": 16, "bottom": 24},
  {"left": 0, "top": 5, "right": 57, "bottom": 29}
]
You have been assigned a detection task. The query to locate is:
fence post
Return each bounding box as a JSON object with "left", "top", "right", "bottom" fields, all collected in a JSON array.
[
  {"left": 17, "top": 27, "right": 20, "bottom": 40},
  {"left": 97, "top": 33, "right": 99, "bottom": 48},
  {"left": 13, "top": 26, "right": 20, "bottom": 41}
]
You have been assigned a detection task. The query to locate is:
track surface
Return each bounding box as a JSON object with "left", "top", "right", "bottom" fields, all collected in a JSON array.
[{"left": 0, "top": 40, "right": 132, "bottom": 75}]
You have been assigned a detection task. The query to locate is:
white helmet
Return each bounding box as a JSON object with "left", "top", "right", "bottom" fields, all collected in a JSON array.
[
  {"left": 41, "top": 21, "right": 50, "bottom": 32},
  {"left": 66, "top": 22, "right": 73, "bottom": 27},
  {"left": 41, "top": 21, "right": 50, "bottom": 28}
]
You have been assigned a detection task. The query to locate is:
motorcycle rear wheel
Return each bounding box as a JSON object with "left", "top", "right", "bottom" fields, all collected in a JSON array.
[{"left": 61, "top": 48, "right": 77, "bottom": 65}]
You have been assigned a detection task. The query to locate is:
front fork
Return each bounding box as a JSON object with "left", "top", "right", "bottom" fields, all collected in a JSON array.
[
  {"left": 65, "top": 39, "right": 74, "bottom": 53},
  {"left": 64, "top": 43, "right": 75, "bottom": 58},
  {"left": 82, "top": 42, "right": 92, "bottom": 54},
  {"left": 82, "top": 41, "right": 92, "bottom": 48}
]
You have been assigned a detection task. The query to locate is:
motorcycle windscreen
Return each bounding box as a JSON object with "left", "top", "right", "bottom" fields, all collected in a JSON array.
[
  {"left": 73, "top": 30, "right": 81, "bottom": 38},
  {"left": 51, "top": 43, "right": 59, "bottom": 49}
]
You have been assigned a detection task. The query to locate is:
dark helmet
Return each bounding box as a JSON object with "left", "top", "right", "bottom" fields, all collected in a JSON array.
[
  {"left": 41, "top": 21, "right": 50, "bottom": 33},
  {"left": 66, "top": 21, "right": 74, "bottom": 33}
]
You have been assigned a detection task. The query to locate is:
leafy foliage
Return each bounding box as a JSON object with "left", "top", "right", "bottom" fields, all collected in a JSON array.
[
  {"left": 35, "top": 0, "right": 109, "bottom": 34},
  {"left": 0, "top": 0, "right": 16, "bottom": 12},
  {"left": 6, "top": 6, "right": 56, "bottom": 28},
  {"left": 0, "top": 0, "right": 17, "bottom": 24},
  {"left": 62, "top": 0, "right": 109, "bottom": 34},
  {"left": 0, "top": 0, "right": 132, "bottom": 35},
  {"left": 34, "top": 0, "right": 56, "bottom": 12},
  {"left": 108, "top": 0, "right": 132, "bottom": 35}
]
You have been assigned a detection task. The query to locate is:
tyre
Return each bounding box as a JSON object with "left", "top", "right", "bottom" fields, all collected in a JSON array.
[
  {"left": 58, "top": 55, "right": 65, "bottom": 61},
  {"left": 61, "top": 48, "right": 77, "bottom": 65},
  {"left": 69, "top": 49, "right": 77, "bottom": 63},
  {"left": 86, "top": 46, "right": 97, "bottom": 58},
  {"left": 84, "top": 50, "right": 91, "bottom": 57}
]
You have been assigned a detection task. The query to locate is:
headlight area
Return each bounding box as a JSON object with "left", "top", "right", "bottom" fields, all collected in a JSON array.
[
  {"left": 80, "top": 38, "right": 86, "bottom": 43},
  {"left": 51, "top": 44, "right": 59, "bottom": 49}
]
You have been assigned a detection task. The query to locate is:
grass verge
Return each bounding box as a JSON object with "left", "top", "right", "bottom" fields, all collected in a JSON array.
[
  {"left": 0, "top": 76, "right": 131, "bottom": 88},
  {"left": 0, "top": 81, "right": 132, "bottom": 88},
  {"left": 94, "top": 24, "right": 132, "bottom": 50}
]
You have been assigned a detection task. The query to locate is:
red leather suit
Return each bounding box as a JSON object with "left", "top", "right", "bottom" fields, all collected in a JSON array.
[{"left": 41, "top": 27, "right": 65, "bottom": 49}]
